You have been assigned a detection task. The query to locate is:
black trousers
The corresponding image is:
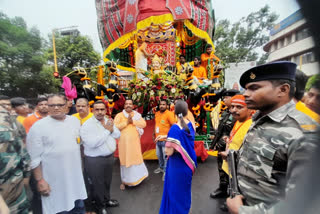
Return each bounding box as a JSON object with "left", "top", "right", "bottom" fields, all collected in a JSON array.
[
  {"left": 84, "top": 154, "right": 114, "bottom": 209},
  {"left": 29, "top": 174, "right": 42, "bottom": 214},
  {"left": 217, "top": 155, "right": 229, "bottom": 191}
]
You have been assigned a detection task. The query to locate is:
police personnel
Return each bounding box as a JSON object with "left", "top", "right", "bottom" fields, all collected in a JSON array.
[
  {"left": 226, "top": 61, "right": 319, "bottom": 214},
  {"left": 210, "top": 89, "right": 239, "bottom": 198}
]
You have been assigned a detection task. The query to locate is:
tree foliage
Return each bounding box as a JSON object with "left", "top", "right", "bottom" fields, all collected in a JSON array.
[
  {"left": 213, "top": 5, "right": 278, "bottom": 65},
  {"left": 46, "top": 34, "right": 101, "bottom": 77},
  {"left": 0, "top": 12, "right": 60, "bottom": 97}
]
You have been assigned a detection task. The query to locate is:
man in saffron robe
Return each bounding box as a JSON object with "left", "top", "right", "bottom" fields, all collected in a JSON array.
[
  {"left": 192, "top": 56, "right": 207, "bottom": 84},
  {"left": 200, "top": 44, "right": 220, "bottom": 79},
  {"left": 114, "top": 99, "right": 148, "bottom": 190},
  {"left": 220, "top": 95, "right": 253, "bottom": 175}
]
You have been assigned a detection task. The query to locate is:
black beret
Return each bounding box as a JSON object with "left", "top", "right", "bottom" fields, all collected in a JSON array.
[
  {"left": 240, "top": 61, "right": 297, "bottom": 88},
  {"left": 222, "top": 89, "right": 240, "bottom": 97},
  {"left": 10, "top": 97, "right": 26, "bottom": 108}
]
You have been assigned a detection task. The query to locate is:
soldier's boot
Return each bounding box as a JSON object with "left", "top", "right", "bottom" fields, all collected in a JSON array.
[{"left": 210, "top": 184, "right": 228, "bottom": 198}]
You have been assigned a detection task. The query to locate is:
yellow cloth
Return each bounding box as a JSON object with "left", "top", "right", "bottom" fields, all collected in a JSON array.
[
  {"left": 72, "top": 112, "right": 93, "bottom": 125},
  {"left": 193, "top": 66, "right": 207, "bottom": 83},
  {"left": 16, "top": 115, "right": 26, "bottom": 124},
  {"left": 296, "top": 101, "right": 320, "bottom": 124},
  {"left": 210, "top": 100, "right": 221, "bottom": 130},
  {"left": 176, "top": 62, "right": 188, "bottom": 80},
  {"left": 222, "top": 119, "right": 252, "bottom": 174},
  {"left": 114, "top": 112, "right": 146, "bottom": 167},
  {"left": 176, "top": 61, "right": 194, "bottom": 80}
]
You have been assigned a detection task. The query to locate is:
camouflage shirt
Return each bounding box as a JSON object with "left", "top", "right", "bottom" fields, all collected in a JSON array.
[
  {"left": 0, "top": 106, "right": 31, "bottom": 213},
  {"left": 237, "top": 100, "right": 319, "bottom": 214}
]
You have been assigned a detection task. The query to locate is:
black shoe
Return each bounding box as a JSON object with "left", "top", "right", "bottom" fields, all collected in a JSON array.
[
  {"left": 105, "top": 199, "right": 119, "bottom": 207},
  {"left": 210, "top": 188, "right": 228, "bottom": 198},
  {"left": 220, "top": 202, "right": 228, "bottom": 212}
]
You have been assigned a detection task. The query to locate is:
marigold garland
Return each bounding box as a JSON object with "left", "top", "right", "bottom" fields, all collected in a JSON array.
[
  {"left": 192, "top": 105, "right": 200, "bottom": 111},
  {"left": 80, "top": 77, "right": 91, "bottom": 81},
  {"left": 107, "top": 102, "right": 115, "bottom": 108},
  {"left": 193, "top": 109, "right": 200, "bottom": 116}
]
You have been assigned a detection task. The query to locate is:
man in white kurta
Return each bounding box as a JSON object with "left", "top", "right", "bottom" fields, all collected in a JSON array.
[{"left": 27, "top": 95, "right": 87, "bottom": 213}]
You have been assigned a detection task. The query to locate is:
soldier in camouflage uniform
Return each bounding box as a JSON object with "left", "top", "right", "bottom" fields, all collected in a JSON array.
[
  {"left": 226, "top": 61, "right": 319, "bottom": 214},
  {"left": 210, "top": 89, "right": 239, "bottom": 198},
  {"left": 0, "top": 104, "right": 31, "bottom": 214}
]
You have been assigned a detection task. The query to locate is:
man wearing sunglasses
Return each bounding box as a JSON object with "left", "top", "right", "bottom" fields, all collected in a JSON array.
[{"left": 27, "top": 94, "right": 87, "bottom": 214}]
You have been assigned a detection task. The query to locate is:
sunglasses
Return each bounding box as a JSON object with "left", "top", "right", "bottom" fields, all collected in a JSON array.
[{"left": 48, "top": 104, "right": 66, "bottom": 108}]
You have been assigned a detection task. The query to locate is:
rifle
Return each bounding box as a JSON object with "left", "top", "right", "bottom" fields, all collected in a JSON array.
[
  {"left": 227, "top": 150, "right": 241, "bottom": 198},
  {"left": 209, "top": 110, "right": 231, "bottom": 150}
]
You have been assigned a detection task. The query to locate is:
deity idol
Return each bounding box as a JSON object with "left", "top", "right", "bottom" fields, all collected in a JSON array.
[{"left": 151, "top": 54, "right": 165, "bottom": 76}]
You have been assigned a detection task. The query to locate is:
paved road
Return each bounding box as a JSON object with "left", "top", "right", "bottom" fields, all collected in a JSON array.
[{"left": 107, "top": 155, "right": 226, "bottom": 214}]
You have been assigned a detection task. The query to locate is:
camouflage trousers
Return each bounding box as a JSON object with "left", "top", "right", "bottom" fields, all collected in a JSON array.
[{"left": 6, "top": 181, "right": 29, "bottom": 214}]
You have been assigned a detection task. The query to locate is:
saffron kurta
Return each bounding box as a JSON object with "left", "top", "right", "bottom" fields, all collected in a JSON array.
[
  {"left": 200, "top": 52, "right": 220, "bottom": 79},
  {"left": 26, "top": 116, "right": 87, "bottom": 213},
  {"left": 114, "top": 111, "right": 148, "bottom": 186},
  {"left": 193, "top": 66, "right": 207, "bottom": 83}
]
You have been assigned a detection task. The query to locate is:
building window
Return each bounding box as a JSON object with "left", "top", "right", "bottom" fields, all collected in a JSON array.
[
  {"left": 278, "top": 38, "right": 284, "bottom": 49},
  {"left": 270, "top": 43, "right": 275, "bottom": 52},
  {"left": 294, "top": 55, "right": 301, "bottom": 65},
  {"left": 296, "top": 28, "right": 310, "bottom": 41},
  {"left": 293, "top": 51, "right": 317, "bottom": 65},
  {"left": 286, "top": 34, "right": 292, "bottom": 45},
  {"left": 302, "top": 51, "right": 316, "bottom": 64}
]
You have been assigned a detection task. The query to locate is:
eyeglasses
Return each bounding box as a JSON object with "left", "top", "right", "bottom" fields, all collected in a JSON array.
[{"left": 48, "top": 104, "right": 66, "bottom": 108}]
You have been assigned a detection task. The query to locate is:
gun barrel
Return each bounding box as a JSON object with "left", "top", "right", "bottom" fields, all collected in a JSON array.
[{"left": 227, "top": 150, "right": 240, "bottom": 198}]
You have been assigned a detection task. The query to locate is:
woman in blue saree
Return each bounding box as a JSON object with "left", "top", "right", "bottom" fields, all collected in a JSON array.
[{"left": 159, "top": 100, "right": 197, "bottom": 214}]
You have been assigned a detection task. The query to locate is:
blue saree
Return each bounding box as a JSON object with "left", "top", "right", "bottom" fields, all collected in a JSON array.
[{"left": 159, "top": 122, "right": 197, "bottom": 214}]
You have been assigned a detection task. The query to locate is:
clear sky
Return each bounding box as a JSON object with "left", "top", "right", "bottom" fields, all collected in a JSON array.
[{"left": 0, "top": 0, "right": 300, "bottom": 57}]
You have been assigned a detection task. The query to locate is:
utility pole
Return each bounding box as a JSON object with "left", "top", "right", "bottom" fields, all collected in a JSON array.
[{"left": 51, "top": 26, "right": 78, "bottom": 78}]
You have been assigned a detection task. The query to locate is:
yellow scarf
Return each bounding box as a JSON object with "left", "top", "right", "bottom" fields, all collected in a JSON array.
[{"left": 222, "top": 119, "right": 252, "bottom": 175}]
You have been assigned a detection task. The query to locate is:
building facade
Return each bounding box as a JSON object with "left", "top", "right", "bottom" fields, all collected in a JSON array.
[{"left": 263, "top": 10, "right": 319, "bottom": 76}]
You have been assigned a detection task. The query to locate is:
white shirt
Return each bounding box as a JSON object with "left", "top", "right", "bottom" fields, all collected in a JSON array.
[
  {"left": 80, "top": 116, "right": 120, "bottom": 157},
  {"left": 27, "top": 116, "right": 87, "bottom": 214}
]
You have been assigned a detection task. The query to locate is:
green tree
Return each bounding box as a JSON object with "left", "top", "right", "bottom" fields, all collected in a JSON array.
[
  {"left": 46, "top": 33, "right": 101, "bottom": 77},
  {"left": 0, "top": 12, "right": 60, "bottom": 97},
  {"left": 213, "top": 5, "right": 278, "bottom": 65}
]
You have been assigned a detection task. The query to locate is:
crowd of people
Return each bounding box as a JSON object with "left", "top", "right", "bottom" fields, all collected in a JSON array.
[{"left": 1, "top": 54, "right": 320, "bottom": 214}]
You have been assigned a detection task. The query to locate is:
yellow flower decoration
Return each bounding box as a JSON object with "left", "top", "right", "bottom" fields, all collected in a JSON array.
[
  {"left": 107, "top": 102, "right": 115, "bottom": 108},
  {"left": 192, "top": 105, "right": 200, "bottom": 111},
  {"left": 193, "top": 109, "right": 200, "bottom": 116}
]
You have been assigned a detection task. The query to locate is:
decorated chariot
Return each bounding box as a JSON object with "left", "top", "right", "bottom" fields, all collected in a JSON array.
[{"left": 62, "top": 0, "right": 226, "bottom": 160}]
